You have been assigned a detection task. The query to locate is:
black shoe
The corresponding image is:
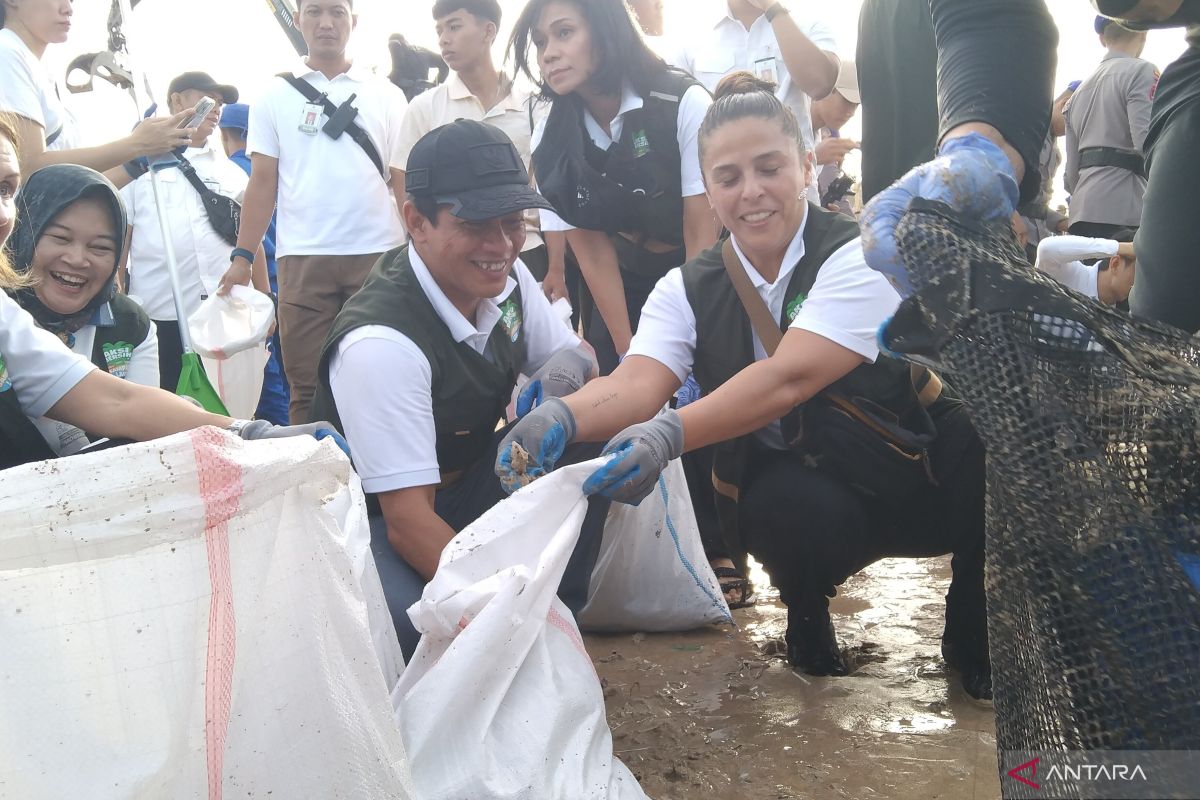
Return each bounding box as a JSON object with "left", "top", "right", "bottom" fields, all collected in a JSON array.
[
  {"left": 942, "top": 637, "right": 992, "bottom": 700},
  {"left": 786, "top": 610, "right": 850, "bottom": 676}
]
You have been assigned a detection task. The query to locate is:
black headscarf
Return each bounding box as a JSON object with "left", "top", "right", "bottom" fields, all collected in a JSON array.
[{"left": 6, "top": 164, "right": 127, "bottom": 335}]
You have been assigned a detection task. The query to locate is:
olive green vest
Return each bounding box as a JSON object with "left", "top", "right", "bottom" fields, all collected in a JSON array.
[
  {"left": 90, "top": 294, "right": 152, "bottom": 378},
  {"left": 681, "top": 205, "right": 915, "bottom": 546},
  {"left": 311, "top": 244, "right": 528, "bottom": 475}
]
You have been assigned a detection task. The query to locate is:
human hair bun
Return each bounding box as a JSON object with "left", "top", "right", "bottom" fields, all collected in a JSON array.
[{"left": 712, "top": 70, "right": 777, "bottom": 101}]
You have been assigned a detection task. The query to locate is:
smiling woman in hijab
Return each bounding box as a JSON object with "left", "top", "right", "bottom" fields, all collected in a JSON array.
[{"left": 7, "top": 163, "right": 158, "bottom": 454}]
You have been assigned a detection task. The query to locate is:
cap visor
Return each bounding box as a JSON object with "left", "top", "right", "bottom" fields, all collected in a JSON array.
[
  {"left": 215, "top": 84, "right": 240, "bottom": 104},
  {"left": 437, "top": 184, "right": 557, "bottom": 222},
  {"left": 839, "top": 88, "right": 861, "bottom": 105}
]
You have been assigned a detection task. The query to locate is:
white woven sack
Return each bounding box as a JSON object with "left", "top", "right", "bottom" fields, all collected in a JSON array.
[
  {"left": 0, "top": 429, "right": 412, "bottom": 799},
  {"left": 396, "top": 460, "right": 647, "bottom": 800},
  {"left": 579, "top": 459, "right": 733, "bottom": 632}
]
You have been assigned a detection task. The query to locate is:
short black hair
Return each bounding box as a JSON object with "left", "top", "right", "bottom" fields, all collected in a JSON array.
[
  {"left": 508, "top": 0, "right": 666, "bottom": 99},
  {"left": 407, "top": 193, "right": 444, "bottom": 227},
  {"left": 432, "top": 0, "right": 501, "bottom": 25},
  {"left": 1093, "top": 227, "right": 1136, "bottom": 271},
  {"left": 1101, "top": 20, "right": 1142, "bottom": 44}
]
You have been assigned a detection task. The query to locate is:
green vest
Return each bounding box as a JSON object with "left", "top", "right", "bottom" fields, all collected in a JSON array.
[
  {"left": 681, "top": 205, "right": 916, "bottom": 546},
  {"left": 90, "top": 294, "right": 152, "bottom": 378},
  {"left": 311, "top": 244, "right": 528, "bottom": 476}
]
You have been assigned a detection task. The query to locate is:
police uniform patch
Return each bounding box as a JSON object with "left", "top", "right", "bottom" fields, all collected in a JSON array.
[
  {"left": 499, "top": 299, "right": 522, "bottom": 343},
  {"left": 785, "top": 293, "right": 807, "bottom": 323},
  {"left": 102, "top": 341, "right": 135, "bottom": 379}
]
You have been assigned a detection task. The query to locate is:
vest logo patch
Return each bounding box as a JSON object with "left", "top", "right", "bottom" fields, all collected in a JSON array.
[
  {"left": 786, "top": 294, "right": 807, "bottom": 323},
  {"left": 632, "top": 129, "right": 650, "bottom": 158},
  {"left": 102, "top": 341, "right": 135, "bottom": 379},
  {"left": 499, "top": 299, "right": 522, "bottom": 343},
  {"left": 576, "top": 185, "right": 591, "bottom": 207},
  {"left": 0, "top": 355, "right": 10, "bottom": 392}
]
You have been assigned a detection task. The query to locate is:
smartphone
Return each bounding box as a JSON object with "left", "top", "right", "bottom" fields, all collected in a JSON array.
[{"left": 149, "top": 96, "right": 218, "bottom": 171}]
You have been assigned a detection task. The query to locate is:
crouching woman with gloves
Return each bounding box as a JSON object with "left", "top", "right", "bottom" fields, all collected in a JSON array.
[{"left": 496, "top": 73, "right": 993, "bottom": 699}]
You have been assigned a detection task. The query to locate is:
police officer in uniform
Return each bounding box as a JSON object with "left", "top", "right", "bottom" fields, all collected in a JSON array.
[
  {"left": 1064, "top": 17, "right": 1158, "bottom": 239},
  {"left": 309, "top": 120, "right": 606, "bottom": 659},
  {"left": 498, "top": 75, "right": 992, "bottom": 699}
]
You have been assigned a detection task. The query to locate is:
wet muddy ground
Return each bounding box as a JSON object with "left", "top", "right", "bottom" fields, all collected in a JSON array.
[{"left": 586, "top": 556, "right": 1001, "bottom": 800}]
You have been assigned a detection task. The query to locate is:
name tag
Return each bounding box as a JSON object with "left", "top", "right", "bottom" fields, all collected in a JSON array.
[{"left": 299, "top": 102, "right": 323, "bottom": 135}]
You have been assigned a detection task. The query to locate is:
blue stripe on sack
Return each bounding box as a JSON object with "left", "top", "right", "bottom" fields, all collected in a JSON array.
[{"left": 658, "top": 475, "right": 735, "bottom": 625}]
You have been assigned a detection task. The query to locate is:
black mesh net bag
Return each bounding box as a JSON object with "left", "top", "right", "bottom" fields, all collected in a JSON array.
[{"left": 883, "top": 199, "right": 1200, "bottom": 796}]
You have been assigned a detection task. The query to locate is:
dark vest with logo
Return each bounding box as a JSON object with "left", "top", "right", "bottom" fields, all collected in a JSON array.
[
  {"left": 681, "top": 205, "right": 916, "bottom": 545},
  {"left": 532, "top": 69, "right": 701, "bottom": 247},
  {"left": 311, "top": 244, "right": 528, "bottom": 478},
  {"left": 0, "top": 295, "right": 152, "bottom": 470}
]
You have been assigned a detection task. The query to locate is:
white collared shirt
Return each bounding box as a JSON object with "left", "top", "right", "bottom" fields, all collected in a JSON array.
[
  {"left": 0, "top": 28, "right": 80, "bottom": 150},
  {"left": 328, "top": 246, "right": 580, "bottom": 493},
  {"left": 1035, "top": 235, "right": 1117, "bottom": 300},
  {"left": 121, "top": 144, "right": 250, "bottom": 320},
  {"left": 0, "top": 292, "right": 95, "bottom": 420},
  {"left": 397, "top": 73, "right": 546, "bottom": 250},
  {"left": 669, "top": 1, "right": 837, "bottom": 201},
  {"left": 626, "top": 211, "right": 900, "bottom": 449},
  {"left": 248, "top": 62, "right": 409, "bottom": 258},
  {"left": 531, "top": 80, "right": 712, "bottom": 232}
]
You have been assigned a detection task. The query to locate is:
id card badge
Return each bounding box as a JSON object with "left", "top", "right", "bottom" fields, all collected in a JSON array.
[
  {"left": 299, "top": 102, "right": 323, "bottom": 135},
  {"left": 753, "top": 55, "right": 779, "bottom": 85}
]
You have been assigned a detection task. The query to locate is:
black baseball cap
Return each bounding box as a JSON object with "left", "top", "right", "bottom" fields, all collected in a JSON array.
[
  {"left": 167, "top": 71, "right": 239, "bottom": 104},
  {"left": 405, "top": 119, "right": 555, "bottom": 221}
]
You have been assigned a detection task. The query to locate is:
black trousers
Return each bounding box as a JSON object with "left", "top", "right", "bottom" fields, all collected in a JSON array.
[
  {"left": 153, "top": 319, "right": 184, "bottom": 392},
  {"left": 1068, "top": 221, "right": 1129, "bottom": 240},
  {"left": 368, "top": 426, "right": 609, "bottom": 661},
  {"left": 738, "top": 397, "right": 988, "bottom": 657}
]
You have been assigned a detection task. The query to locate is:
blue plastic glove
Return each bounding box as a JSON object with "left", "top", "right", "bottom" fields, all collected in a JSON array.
[
  {"left": 675, "top": 374, "right": 701, "bottom": 408},
  {"left": 582, "top": 410, "right": 684, "bottom": 506},
  {"left": 515, "top": 346, "right": 597, "bottom": 418},
  {"left": 495, "top": 397, "right": 577, "bottom": 494},
  {"left": 238, "top": 419, "right": 350, "bottom": 457},
  {"left": 861, "top": 132, "right": 1019, "bottom": 298}
]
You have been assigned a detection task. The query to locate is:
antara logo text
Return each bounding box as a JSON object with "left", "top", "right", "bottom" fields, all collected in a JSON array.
[{"left": 1007, "top": 757, "right": 1149, "bottom": 790}]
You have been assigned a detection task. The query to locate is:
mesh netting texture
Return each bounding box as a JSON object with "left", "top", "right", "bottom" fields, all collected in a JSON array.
[{"left": 886, "top": 200, "right": 1200, "bottom": 795}]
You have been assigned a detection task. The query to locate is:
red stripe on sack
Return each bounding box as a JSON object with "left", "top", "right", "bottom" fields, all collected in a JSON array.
[
  {"left": 546, "top": 606, "right": 595, "bottom": 679},
  {"left": 190, "top": 427, "right": 243, "bottom": 800}
]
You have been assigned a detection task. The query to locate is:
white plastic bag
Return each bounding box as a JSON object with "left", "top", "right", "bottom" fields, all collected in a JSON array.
[
  {"left": 579, "top": 459, "right": 733, "bottom": 632},
  {"left": 188, "top": 286, "right": 275, "bottom": 418},
  {"left": 396, "top": 460, "right": 647, "bottom": 800},
  {"left": 0, "top": 429, "right": 413, "bottom": 799}
]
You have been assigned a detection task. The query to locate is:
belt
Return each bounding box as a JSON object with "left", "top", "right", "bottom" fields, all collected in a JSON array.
[{"left": 1078, "top": 146, "right": 1146, "bottom": 177}]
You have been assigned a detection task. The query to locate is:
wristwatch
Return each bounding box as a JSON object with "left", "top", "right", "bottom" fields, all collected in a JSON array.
[{"left": 764, "top": 2, "right": 790, "bottom": 23}]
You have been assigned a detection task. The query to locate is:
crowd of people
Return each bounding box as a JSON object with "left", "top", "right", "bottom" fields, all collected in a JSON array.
[{"left": 2, "top": 0, "right": 1197, "bottom": 742}]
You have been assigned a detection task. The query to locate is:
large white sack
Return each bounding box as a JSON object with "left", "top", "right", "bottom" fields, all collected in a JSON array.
[
  {"left": 579, "top": 460, "right": 733, "bottom": 633},
  {"left": 201, "top": 345, "right": 268, "bottom": 419},
  {"left": 396, "top": 460, "right": 648, "bottom": 800},
  {"left": 188, "top": 287, "right": 275, "bottom": 418},
  {"left": 0, "top": 429, "right": 412, "bottom": 800}
]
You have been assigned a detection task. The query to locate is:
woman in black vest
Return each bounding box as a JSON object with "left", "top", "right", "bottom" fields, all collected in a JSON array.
[
  {"left": 7, "top": 164, "right": 159, "bottom": 454},
  {"left": 0, "top": 119, "right": 346, "bottom": 470},
  {"left": 497, "top": 73, "right": 992, "bottom": 699},
  {"left": 509, "top": 0, "right": 718, "bottom": 370}
]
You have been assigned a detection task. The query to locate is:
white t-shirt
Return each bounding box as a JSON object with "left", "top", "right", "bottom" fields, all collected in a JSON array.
[
  {"left": 328, "top": 246, "right": 580, "bottom": 494},
  {"left": 31, "top": 317, "right": 158, "bottom": 455},
  {"left": 531, "top": 81, "right": 712, "bottom": 232},
  {"left": 626, "top": 213, "right": 899, "bottom": 449},
  {"left": 248, "top": 63, "right": 408, "bottom": 258},
  {"left": 121, "top": 145, "right": 249, "bottom": 320},
  {"left": 670, "top": 1, "right": 837, "bottom": 202},
  {"left": 0, "top": 292, "right": 95, "bottom": 419},
  {"left": 1035, "top": 235, "right": 1118, "bottom": 300},
  {"left": 397, "top": 73, "right": 545, "bottom": 251},
  {"left": 0, "top": 29, "right": 79, "bottom": 150}
]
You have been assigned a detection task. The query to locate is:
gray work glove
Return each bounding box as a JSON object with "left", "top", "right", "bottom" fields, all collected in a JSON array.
[
  {"left": 515, "top": 345, "right": 598, "bottom": 417},
  {"left": 235, "top": 419, "right": 350, "bottom": 456},
  {"left": 582, "top": 410, "right": 684, "bottom": 506},
  {"left": 495, "top": 397, "right": 577, "bottom": 495}
]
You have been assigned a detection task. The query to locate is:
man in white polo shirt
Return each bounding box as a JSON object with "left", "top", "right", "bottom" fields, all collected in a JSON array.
[
  {"left": 671, "top": 0, "right": 839, "bottom": 203},
  {"left": 398, "top": 0, "right": 549, "bottom": 279},
  {"left": 308, "top": 120, "right": 604, "bottom": 658},
  {"left": 223, "top": 0, "right": 409, "bottom": 423}
]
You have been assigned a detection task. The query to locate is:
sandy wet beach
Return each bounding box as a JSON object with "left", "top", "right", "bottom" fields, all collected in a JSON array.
[{"left": 587, "top": 556, "right": 1001, "bottom": 799}]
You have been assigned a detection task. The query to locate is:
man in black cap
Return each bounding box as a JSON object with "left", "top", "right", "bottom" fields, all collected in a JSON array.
[
  {"left": 309, "top": 119, "right": 603, "bottom": 658},
  {"left": 120, "top": 71, "right": 268, "bottom": 391}
]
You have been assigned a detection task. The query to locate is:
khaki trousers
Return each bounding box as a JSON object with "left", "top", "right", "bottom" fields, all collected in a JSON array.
[{"left": 276, "top": 252, "right": 380, "bottom": 424}]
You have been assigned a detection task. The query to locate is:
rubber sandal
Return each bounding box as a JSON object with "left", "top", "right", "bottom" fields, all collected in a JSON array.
[{"left": 712, "top": 565, "right": 756, "bottom": 609}]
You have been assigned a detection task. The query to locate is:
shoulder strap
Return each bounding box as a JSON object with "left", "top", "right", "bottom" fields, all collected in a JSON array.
[
  {"left": 174, "top": 153, "right": 210, "bottom": 197},
  {"left": 277, "top": 73, "right": 389, "bottom": 181},
  {"left": 720, "top": 239, "right": 783, "bottom": 356}
]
